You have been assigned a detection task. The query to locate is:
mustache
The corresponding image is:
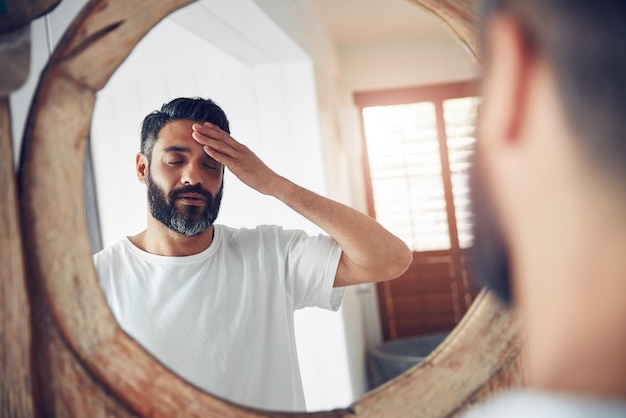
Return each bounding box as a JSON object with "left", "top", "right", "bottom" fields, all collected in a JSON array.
[{"left": 168, "top": 184, "right": 214, "bottom": 202}]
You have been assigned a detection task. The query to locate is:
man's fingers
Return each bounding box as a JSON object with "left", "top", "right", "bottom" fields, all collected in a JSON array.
[
  {"left": 194, "top": 133, "right": 235, "bottom": 158},
  {"left": 191, "top": 123, "right": 245, "bottom": 156},
  {"left": 203, "top": 145, "right": 233, "bottom": 167},
  {"left": 190, "top": 123, "right": 264, "bottom": 181},
  {"left": 192, "top": 122, "right": 232, "bottom": 143}
]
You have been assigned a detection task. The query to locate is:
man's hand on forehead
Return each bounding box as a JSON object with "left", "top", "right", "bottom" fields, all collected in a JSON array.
[{"left": 191, "top": 122, "right": 281, "bottom": 195}]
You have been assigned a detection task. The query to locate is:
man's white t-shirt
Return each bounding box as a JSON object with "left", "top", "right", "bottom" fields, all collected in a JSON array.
[
  {"left": 461, "top": 390, "right": 626, "bottom": 418},
  {"left": 93, "top": 224, "right": 344, "bottom": 412}
]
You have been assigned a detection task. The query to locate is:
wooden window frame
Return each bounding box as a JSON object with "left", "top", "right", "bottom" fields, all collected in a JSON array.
[{"left": 355, "top": 80, "right": 480, "bottom": 340}]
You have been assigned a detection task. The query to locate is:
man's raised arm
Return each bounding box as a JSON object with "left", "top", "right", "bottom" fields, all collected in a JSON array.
[{"left": 192, "top": 122, "right": 413, "bottom": 287}]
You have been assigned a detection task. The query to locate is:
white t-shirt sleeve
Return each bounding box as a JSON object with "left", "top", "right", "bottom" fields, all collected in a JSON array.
[
  {"left": 461, "top": 390, "right": 626, "bottom": 418},
  {"left": 276, "top": 227, "right": 344, "bottom": 311}
]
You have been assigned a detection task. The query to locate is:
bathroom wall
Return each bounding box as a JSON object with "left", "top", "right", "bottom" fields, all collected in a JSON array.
[{"left": 252, "top": 0, "right": 479, "bottom": 397}]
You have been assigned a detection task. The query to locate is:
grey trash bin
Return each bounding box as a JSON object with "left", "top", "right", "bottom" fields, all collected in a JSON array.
[{"left": 367, "top": 332, "right": 449, "bottom": 389}]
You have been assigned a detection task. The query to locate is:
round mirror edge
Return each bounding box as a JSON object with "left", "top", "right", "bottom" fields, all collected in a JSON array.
[
  {"left": 406, "top": 0, "right": 481, "bottom": 59},
  {"left": 20, "top": 0, "right": 523, "bottom": 415},
  {"left": 353, "top": 291, "right": 521, "bottom": 416}
]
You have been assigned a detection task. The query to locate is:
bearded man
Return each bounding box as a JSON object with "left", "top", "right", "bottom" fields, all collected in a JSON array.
[{"left": 93, "top": 97, "right": 412, "bottom": 412}]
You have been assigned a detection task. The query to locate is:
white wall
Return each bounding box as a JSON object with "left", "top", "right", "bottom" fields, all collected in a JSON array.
[
  {"left": 246, "top": 1, "right": 377, "bottom": 399},
  {"left": 252, "top": 0, "right": 340, "bottom": 79},
  {"left": 266, "top": 4, "right": 479, "bottom": 395},
  {"left": 338, "top": 35, "right": 479, "bottom": 96}
]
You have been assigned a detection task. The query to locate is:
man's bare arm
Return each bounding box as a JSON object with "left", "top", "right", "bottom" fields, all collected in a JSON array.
[{"left": 191, "top": 122, "right": 412, "bottom": 287}]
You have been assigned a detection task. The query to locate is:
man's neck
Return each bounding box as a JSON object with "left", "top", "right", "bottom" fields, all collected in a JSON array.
[
  {"left": 129, "top": 220, "right": 214, "bottom": 257},
  {"left": 515, "top": 193, "right": 626, "bottom": 399},
  {"left": 521, "top": 277, "right": 626, "bottom": 399}
]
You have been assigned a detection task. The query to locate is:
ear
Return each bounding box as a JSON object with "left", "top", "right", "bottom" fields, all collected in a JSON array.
[
  {"left": 136, "top": 152, "right": 149, "bottom": 183},
  {"left": 478, "top": 13, "right": 535, "bottom": 148}
]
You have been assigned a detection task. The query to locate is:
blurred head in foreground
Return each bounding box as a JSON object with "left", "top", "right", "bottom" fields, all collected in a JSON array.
[{"left": 472, "top": 0, "right": 626, "bottom": 402}]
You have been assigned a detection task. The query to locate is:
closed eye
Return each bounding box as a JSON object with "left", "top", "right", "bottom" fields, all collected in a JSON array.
[
  {"left": 202, "top": 156, "right": 220, "bottom": 170},
  {"left": 167, "top": 160, "right": 183, "bottom": 165}
]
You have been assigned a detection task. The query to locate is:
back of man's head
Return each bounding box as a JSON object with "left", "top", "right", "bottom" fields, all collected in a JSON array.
[
  {"left": 469, "top": 2, "right": 626, "bottom": 407},
  {"left": 473, "top": 0, "right": 626, "bottom": 305},
  {"left": 482, "top": 0, "right": 626, "bottom": 182},
  {"left": 140, "top": 97, "right": 230, "bottom": 163}
]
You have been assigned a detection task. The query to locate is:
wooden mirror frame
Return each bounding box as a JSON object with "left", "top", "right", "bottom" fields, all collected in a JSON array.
[{"left": 17, "top": 0, "right": 523, "bottom": 416}]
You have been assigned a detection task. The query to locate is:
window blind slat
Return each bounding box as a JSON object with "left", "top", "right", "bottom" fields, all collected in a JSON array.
[
  {"left": 443, "top": 97, "right": 480, "bottom": 249},
  {"left": 363, "top": 103, "right": 451, "bottom": 251}
]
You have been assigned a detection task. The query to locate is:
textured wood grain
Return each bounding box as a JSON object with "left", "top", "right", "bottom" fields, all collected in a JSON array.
[
  {"left": 29, "top": 296, "right": 138, "bottom": 417},
  {"left": 57, "top": 0, "right": 198, "bottom": 90},
  {"left": 407, "top": 0, "right": 482, "bottom": 59},
  {"left": 0, "top": 99, "right": 34, "bottom": 417},
  {"left": 352, "top": 291, "right": 522, "bottom": 418},
  {"left": 15, "top": 0, "right": 524, "bottom": 416}
]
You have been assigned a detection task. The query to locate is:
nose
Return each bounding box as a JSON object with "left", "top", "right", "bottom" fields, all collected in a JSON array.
[{"left": 180, "top": 162, "right": 203, "bottom": 186}]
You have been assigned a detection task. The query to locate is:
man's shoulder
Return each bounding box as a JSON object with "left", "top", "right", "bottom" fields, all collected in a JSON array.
[
  {"left": 92, "top": 238, "right": 131, "bottom": 265},
  {"left": 461, "top": 390, "right": 626, "bottom": 418}
]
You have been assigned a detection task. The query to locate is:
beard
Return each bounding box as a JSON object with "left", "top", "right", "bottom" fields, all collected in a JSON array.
[
  {"left": 468, "top": 148, "right": 512, "bottom": 306},
  {"left": 146, "top": 174, "right": 223, "bottom": 237}
]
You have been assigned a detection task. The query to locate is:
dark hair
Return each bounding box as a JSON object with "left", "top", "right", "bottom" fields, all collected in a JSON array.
[
  {"left": 140, "top": 97, "right": 230, "bottom": 162},
  {"left": 482, "top": 0, "right": 626, "bottom": 181}
]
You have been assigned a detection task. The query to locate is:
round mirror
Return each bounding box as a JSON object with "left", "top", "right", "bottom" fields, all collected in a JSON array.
[{"left": 19, "top": 0, "right": 522, "bottom": 416}]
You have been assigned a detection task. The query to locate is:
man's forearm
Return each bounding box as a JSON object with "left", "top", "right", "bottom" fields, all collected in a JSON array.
[
  {"left": 270, "top": 176, "right": 412, "bottom": 287},
  {"left": 190, "top": 122, "right": 412, "bottom": 286}
]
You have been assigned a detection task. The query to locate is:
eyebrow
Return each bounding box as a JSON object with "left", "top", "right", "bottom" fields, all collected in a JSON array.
[{"left": 162, "top": 145, "right": 191, "bottom": 153}]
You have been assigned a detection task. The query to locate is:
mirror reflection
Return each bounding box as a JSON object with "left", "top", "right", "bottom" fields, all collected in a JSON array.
[{"left": 87, "top": 0, "right": 480, "bottom": 412}]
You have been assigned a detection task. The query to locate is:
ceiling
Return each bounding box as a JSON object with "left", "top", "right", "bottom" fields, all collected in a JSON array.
[{"left": 310, "top": 0, "right": 448, "bottom": 47}]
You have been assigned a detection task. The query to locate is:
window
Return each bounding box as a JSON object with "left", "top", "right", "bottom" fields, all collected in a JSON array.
[
  {"left": 444, "top": 97, "right": 479, "bottom": 249},
  {"left": 355, "top": 81, "right": 480, "bottom": 340}
]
